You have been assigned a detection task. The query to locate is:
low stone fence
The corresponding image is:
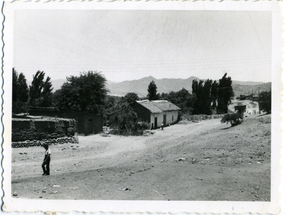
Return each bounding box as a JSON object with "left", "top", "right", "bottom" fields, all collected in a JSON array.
[
  {"left": 12, "top": 117, "right": 77, "bottom": 145},
  {"left": 182, "top": 114, "right": 225, "bottom": 122},
  {"left": 12, "top": 136, "right": 79, "bottom": 148}
]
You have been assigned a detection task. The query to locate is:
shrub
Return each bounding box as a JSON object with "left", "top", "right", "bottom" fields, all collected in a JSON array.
[
  {"left": 110, "top": 121, "right": 149, "bottom": 136},
  {"left": 221, "top": 113, "right": 243, "bottom": 126}
]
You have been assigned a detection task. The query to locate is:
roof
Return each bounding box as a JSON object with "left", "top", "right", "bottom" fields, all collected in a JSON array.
[{"left": 136, "top": 100, "right": 180, "bottom": 113}]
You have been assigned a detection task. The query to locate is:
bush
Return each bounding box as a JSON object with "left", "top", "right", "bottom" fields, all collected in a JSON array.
[
  {"left": 221, "top": 113, "right": 243, "bottom": 126},
  {"left": 259, "top": 91, "right": 271, "bottom": 114},
  {"left": 110, "top": 121, "right": 150, "bottom": 136}
]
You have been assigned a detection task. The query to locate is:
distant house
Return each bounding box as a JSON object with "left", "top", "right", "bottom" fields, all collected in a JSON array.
[
  {"left": 29, "top": 107, "right": 103, "bottom": 135},
  {"left": 130, "top": 100, "right": 181, "bottom": 129},
  {"left": 239, "top": 94, "right": 259, "bottom": 101},
  {"left": 234, "top": 105, "right": 246, "bottom": 114}
]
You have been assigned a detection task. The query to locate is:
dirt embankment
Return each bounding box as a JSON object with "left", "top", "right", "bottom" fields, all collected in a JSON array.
[{"left": 12, "top": 114, "right": 271, "bottom": 201}]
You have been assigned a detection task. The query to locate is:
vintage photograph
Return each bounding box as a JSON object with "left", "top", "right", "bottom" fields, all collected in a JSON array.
[{"left": 2, "top": 1, "right": 283, "bottom": 214}]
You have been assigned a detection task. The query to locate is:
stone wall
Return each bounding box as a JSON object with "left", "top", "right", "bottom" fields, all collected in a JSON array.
[
  {"left": 12, "top": 117, "right": 77, "bottom": 143},
  {"left": 182, "top": 114, "right": 225, "bottom": 121},
  {"left": 12, "top": 136, "right": 78, "bottom": 148}
]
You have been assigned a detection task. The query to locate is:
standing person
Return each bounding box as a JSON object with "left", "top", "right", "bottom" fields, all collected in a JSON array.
[{"left": 42, "top": 143, "right": 51, "bottom": 176}]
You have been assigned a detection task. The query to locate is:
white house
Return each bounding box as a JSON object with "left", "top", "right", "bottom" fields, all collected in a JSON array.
[{"left": 130, "top": 100, "right": 181, "bottom": 129}]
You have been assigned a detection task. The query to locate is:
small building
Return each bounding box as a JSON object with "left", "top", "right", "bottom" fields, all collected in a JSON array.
[
  {"left": 234, "top": 105, "right": 246, "bottom": 114},
  {"left": 130, "top": 100, "right": 180, "bottom": 129},
  {"left": 239, "top": 94, "right": 259, "bottom": 101},
  {"left": 29, "top": 107, "right": 103, "bottom": 135}
]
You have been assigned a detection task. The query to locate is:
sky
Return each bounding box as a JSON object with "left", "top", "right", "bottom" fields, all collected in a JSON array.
[{"left": 13, "top": 10, "right": 272, "bottom": 83}]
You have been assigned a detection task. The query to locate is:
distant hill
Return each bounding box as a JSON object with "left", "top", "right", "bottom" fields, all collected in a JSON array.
[
  {"left": 46, "top": 76, "right": 271, "bottom": 97},
  {"left": 106, "top": 76, "right": 199, "bottom": 97},
  {"left": 232, "top": 82, "right": 271, "bottom": 98},
  {"left": 106, "top": 76, "right": 271, "bottom": 98}
]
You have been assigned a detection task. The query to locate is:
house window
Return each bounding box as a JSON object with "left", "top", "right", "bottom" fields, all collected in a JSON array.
[{"left": 172, "top": 116, "right": 174, "bottom": 121}]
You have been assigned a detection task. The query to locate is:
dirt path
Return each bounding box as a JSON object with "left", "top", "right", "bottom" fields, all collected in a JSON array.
[{"left": 12, "top": 115, "right": 271, "bottom": 201}]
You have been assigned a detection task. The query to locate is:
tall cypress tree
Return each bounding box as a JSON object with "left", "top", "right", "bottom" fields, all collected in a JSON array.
[
  {"left": 192, "top": 79, "right": 212, "bottom": 115},
  {"left": 147, "top": 81, "right": 158, "bottom": 101},
  {"left": 217, "top": 73, "right": 234, "bottom": 113},
  {"left": 12, "top": 68, "right": 29, "bottom": 113}
]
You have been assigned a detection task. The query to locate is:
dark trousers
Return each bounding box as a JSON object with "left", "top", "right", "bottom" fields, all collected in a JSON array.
[{"left": 42, "top": 155, "right": 51, "bottom": 175}]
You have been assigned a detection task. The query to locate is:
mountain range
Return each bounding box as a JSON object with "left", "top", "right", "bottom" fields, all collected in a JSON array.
[{"left": 48, "top": 76, "right": 271, "bottom": 98}]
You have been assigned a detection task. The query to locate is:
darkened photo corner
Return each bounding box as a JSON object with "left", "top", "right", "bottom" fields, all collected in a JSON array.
[{"left": 11, "top": 10, "right": 271, "bottom": 201}]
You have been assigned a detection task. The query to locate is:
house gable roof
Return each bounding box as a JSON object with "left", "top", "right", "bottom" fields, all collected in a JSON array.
[{"left": 136, "top": 100, "right": 180, "bottom": 113}]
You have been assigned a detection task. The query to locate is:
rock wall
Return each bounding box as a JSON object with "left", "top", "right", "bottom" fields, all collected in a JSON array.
[
  {"left": 183, "top": 114, "right": 225, "bottom": 121},
  {"left": 12, "top": 117, "right": 77, "bottom": 143},
  {"left": 12, "top": 136, "right": 79, "bottom": 148}
]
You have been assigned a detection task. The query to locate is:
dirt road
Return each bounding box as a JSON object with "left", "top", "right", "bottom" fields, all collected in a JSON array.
[{"left": 12, "top": 115, "right": 271, "bottom": 201}]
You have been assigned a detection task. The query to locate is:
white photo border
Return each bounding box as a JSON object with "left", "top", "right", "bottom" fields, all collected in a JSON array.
[{"left": 1, "top": 1, "right": 283, "bottom": 214}]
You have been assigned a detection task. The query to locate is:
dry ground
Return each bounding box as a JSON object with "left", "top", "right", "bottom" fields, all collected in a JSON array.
[{"left": 11, "top": 114, "right": 271, "bottom": 201}]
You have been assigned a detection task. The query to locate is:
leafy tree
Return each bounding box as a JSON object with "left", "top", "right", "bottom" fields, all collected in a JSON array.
[
  {"left": 161, "top": 88, "right": 195, "bottom": 114},
  {"left": 53, "top": 71, "right": 108, "bottom": 113},
  {"left": 147, "top": 81, "right": 159, "bottom": 101},
  {"left": 217, "top": 73, "right": 234, "bottom": 113},
  {"left": 259, "top": 91, "right": 271, "bottom": 114},
  {"left": 116, "top": 106, "right": 137, "bottom": 130},
  {"left": 29, "top": 71, "right": 53, "bottom": 107},
  {"left": 110, "top": 106, "right": 149, "bottom": 135},
  {"left": 124, "top": 92, "right": 139, "bottom": 104},
  {"left": 12, "top": 68, "right": 29, "bottom": 113}
]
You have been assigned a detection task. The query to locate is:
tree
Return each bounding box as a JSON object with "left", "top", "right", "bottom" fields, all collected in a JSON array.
[
  {"left": 29, "top": 71, "right": 53, "bottom": 107},
  {"left": 162, "top": 88, "right": 195, "bottom": 114},
  {"left": 211, "top": 80, "right": 218, "bottom": 109},
  {"left": 147, "top": 81, "right": 159, "bottom": 101},
  {"left": 259, "top": 91, "right": 271, "bottom": 114},
  {"left": 13, "top": 68, "right": 19, "bottom": 103},
  {"left": 217, "top": 73, "right": 234, "bottom": 113},
  {"left": 124, "top": 92, "right": 139, "bottom": 104},
  {"left": 12, "top": 68, "right": 29, "bottom": 113},
  {"left": 192, "top": 79, "right": 212, "bottom": 114},
  {"left": 18, "top": 73, "right": 29, "bottom": 103},
  {"left": 53, "top": 71, "right": 108, "bottom": 113}
]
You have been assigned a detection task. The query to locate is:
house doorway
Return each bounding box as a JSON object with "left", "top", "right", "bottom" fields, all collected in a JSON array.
[
  {"left": 88, "top": 119, "right": 93, "bottom": 135},
  {"left": 154, "top": 117, "right": 157, "bottom": 129},
  {"left": 163, "top": 114, "right": 167, "bottom": 126}
]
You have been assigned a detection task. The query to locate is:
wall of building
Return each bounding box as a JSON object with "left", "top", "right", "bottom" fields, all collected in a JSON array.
[
  {"left": 150, "top": 110, "right": 179, "bottom": 129},
  {"left": 129, "top": 103, "right": 151, "bottom": 122}
]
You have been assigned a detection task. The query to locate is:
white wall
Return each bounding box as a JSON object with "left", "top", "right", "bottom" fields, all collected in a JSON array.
[{"left": 149, "top": 111, "right": 179, "bottom": 129}]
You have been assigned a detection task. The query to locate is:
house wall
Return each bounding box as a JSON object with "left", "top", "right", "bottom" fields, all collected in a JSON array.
[
  {"left": 129, "top": 103, "right": 151, "bottom": 122},
  {"left": 150, "top": 110, "right": 179, "bottom": 129},
  {"left": 83, "top": 113, "right": 103, "bottom": 135}
]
